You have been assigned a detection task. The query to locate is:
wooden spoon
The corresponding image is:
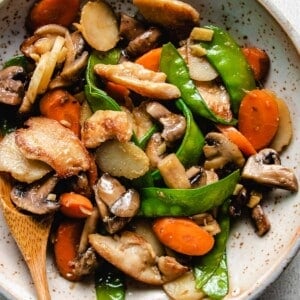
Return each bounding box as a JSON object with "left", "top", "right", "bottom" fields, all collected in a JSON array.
[{"left": 0, "top": 174, "right": 53, "bottom": 300}]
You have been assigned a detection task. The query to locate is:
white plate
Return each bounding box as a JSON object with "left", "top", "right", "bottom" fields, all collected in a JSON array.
[{"left": 0, "top": 1, "right": 299, "bottom": 299}]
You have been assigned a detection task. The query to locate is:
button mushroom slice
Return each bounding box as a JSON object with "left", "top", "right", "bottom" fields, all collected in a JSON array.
[
  {"left": 119, "top": 13, "right": 146, "bottom": 41},
  {"left": 110, "top": 189, "right": 140, "bottom": 218},
  {"left": 146, "top": 101, "right": 186, "bottom": 143},
  {"left": 94, "top": 62, "right": 181, "bottom": 100},
  {"left": 203, "top": 132, "right": 245, "bottom": 171},
  {"left": 0, "top": 66, "right": 25, "bottom": 105},
  {"left": 126, "top": 27, "right": 162, "bottom": 58},
  {"left": 241, "top": 148, "right": 298, "bottom": 192},
  {"left": 81, "top": 110, "right": 133, "bottom": 148},
  {"left": 0, "top": 132, "right": 52, "bottom": 183},
  {"left": 251, "top": 204, "right": 271, "bottom": 236},
  {"left": 145, "top": 133, "right": 167, "bottom": 169},
  {"left": 15, "top": 117, "right": 91, "bottom": 178},
  {"left": 10, "top": 175, "right": 59, "bottom": 215},
  {"left": 89, "top": 231, "right": 188, "bottom": 285},
  {"left": 191, "top": 213, "right": 221, "bottom": 236}
]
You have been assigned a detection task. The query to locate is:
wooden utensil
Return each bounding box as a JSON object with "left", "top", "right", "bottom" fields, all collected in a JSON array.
[{"left": 0, "top": 174, "right": 53, "bottom": 300}]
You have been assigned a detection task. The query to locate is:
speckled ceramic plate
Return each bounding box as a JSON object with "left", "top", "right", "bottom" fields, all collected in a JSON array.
[{"left": 0, "top": 0, "right": 299, "bottom": 299}]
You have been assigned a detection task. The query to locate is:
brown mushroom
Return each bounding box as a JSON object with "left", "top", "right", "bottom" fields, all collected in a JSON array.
[
  {"left": 241, "top": 148, "right": 298, "bottom": 192},
  {"left": 203, "top": 132, "right": 245, "bottom": 171},
  {"left": 145, "top": 133, "right": 167, "bottom": 169},
  {"left": 10, "top": 175, "right": 59, "bottom": 215},
  {"left": 119, "top": 13, "right": 146, "bottom": 41},
  {"left": 251, "top": 204, "right": 271, "bottom": 236},
  {"left": 0, "top": 66, "right": 25, "bottom": 105},
  {"left": 146, "top": 101, "right": 186, "bottom": 143}
]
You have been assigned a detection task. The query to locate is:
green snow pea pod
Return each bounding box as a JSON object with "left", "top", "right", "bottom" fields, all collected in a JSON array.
[
  {"left": 200, "top": 25, "right": 256, "bottom": 114},
  {"left": 85, "top": 49, "right": 122, "bottom": 112},
  {"left": 159, "top": 43, "right": 236, "bottom": 125},
  {"left": 139, "top": 170, "right": 240, "bottom": 217},
  {"left": 151, "top": 98, "right": 204, "bottom": 182},
  {"left": 95, "top": 261, "right": 126, "bottom": 300},
  {"left": 193, "top": 200, "right": 231, "bottom": 299}
]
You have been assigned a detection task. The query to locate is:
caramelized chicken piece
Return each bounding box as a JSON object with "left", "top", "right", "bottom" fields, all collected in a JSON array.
[
  {"left": 94, "top": 62, "right": 180, "bottom": 100},
  {"left": 89, "top": 231, "right": 188, "bottom": 285},
  {"left": 15, "top": 117, "right": 90, "bottom": 178},
  {"left": 81, "top": 110, "right": 133, "bottom": 148}
]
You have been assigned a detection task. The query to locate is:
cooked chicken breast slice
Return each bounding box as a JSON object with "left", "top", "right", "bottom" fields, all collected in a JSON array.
[
  {"left": 15, "top": 117, "right": 90, "bottom": 177},
  {"left": 94, "top": 62, "right": 181, "bottom": 100},
  {"left": 89, "top": 231, "right": 187, "bottom": 285},
  {"left": 0, "top": 132, "right": 52, "bottom": 183}
]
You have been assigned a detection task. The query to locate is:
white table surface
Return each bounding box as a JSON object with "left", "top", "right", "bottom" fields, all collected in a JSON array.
[{"left": 259, "top": 0, "right": 300, "bottom": 299}]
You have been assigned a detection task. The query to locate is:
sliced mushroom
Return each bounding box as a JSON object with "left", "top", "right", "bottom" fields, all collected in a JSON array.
[
  {"left": 145, "top": 133, "right": 167, "bottom": 169},
  {"left": 119, "top": 13, "right": 146, "bottom": 41},
  {"left": 0, "top": 66, "right": 25, "bottom": 105},
  {"left": 126, "top": 27, "right": 162, "bottom": 58},
  {"left": 251, "top": 204, "right": 271, "bottom": 236},
  {"left": 93, "top": 173, "right": 140, "bottom": 233},
  {"left": 89, "top": 231, "right": 188, "bottom": 285},
  {"left": 192, "top": 213, "right": 221, "bottom": 236},
  {"left": 146, "top": 101, "right": 186, "bottom": 143},
  {"left": 81, "top": 110, "right": 133, "bottom": 148},
  {"left": 10, "top": 175, "right": 59, "bottom": 214},
  {"left": 186, "top": 166, "right": 219, "bottom": 188},
  {"left": 203, "top": 132, "right": 245, "bottom": 171},
  {"left": 241, "top": 148, "right": 298, "bottom": 192},
  {"left": 15, "top": 117, "right": 91, "bottom": 178}
]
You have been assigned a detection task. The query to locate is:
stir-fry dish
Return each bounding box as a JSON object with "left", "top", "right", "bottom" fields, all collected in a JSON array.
[{"left": 0, "top": 0, "right": 298, "bottom": 299}]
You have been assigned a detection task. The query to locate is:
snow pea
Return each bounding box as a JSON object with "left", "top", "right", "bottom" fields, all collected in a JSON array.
[
  {"left": 139, "top": 170, "right": 240, "bottom": 217},
  {"left": 200, "top": 25, "right": 256, "bottom": 115},
  {"left": 85, "top": 49, "right": 122, "bottom": 112},
  {"left": 95, "top": 261, "right": 126, "bottom": 300},
  {"left": 159, "top": 43, "right": 236, "bottom": 125},
  {"left": 193, "top": 200, "right": 231, "bottom": 299},
  {"left": 151, "top": 98, "right": 204, "bottom": 182}
]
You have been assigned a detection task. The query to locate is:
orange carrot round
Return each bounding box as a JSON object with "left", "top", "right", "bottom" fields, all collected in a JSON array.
[
  {"left": 39, "top": 89, "right": 81, "bottom": 136},
  {"left": 242, "top": 47, "right": 270, "bottom": 81},
  {"left": 59, "top": 192, "right": 93, "bottom": 218},
  {"left": 54, "top": 219, "right": 83, "bottom": 281},
  {"left": 135, "top": 48, "right": 162, "bottom": 72},
  {"left": 216, "top": 124, "right": 256, "bottom": 156},
  {"left": 28, "top": 0, "right": 81, "bottom": 31},
  {"left": 238, "top": 89, "right": 279, "bottom": 151},
  {"left": 152, "top": 217, "right": 214, "bottom": 256}
]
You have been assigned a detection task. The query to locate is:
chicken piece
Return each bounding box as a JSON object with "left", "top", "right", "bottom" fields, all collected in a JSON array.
[
  {"left": 81, "top": 110, "right": 133, "bottom": 148},
  {"left": 15, "top": 117, "right": 90, "bottom": 178},
  {"left": 0, "top": 132, "right": 52, "bottom": 183},
  {"left": 133, "top": 0, "right": 199, "bottom": 29},
  {"left": 94, "top": 62, "right": 180, "bottom": 100},
  {"left": 89, "top": 231, "right": 188, "bottom": 285}
]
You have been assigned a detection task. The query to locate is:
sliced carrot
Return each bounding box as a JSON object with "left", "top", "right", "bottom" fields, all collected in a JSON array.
[
  {"left": 152, "top": 217, "right": 214, "bottom": 256},
  {"left": 59, "top": 192, "right": 93, "bottom": 218},
  {"left": 28, "top": 0, "right": 81, "bottom": 31},
  {"left": 242, "top": 47, "right": 270, "bottom": 81},
  {"left": 54, "top": 219, "right": 83, "bottom": 281},
  {"left": 216, "top": 124, "right": 256, "bottom": 156},
  {"left": 238, "top": 89, "right": 279, "bottom": 151},
  {"left": 39, "top": 89, "right": 81, "bottom": 136},
  {"left": 135, "top": 47, "right": 162, "bottom": 72},
  {"left": 105, "top": 81, "right": 130, "bottom": 103}
]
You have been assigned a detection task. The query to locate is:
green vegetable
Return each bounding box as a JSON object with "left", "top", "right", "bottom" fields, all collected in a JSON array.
[
  {"left": 151, "top": 99, "right": 204, "bottom": 182},
  {"left": 200, "top": 25, "right": 256, "bottom": 114},
  {"left": 139, "top": 170, "right": 240, "bottom": 217},
  {"left": 159, "top": 43, "right": 236, "bottom": 125},
  {"left": 85, "top": 49, "right": 122, "bottom": 112},
  {"left": 193, "top": 200, "right": 231, "bottom": 299},
  {"left": 95, "top": 262, "right": 126, "bottom": 300},
  {"left": 3, "top": 55, "right": 30, "bottom": 71}
]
